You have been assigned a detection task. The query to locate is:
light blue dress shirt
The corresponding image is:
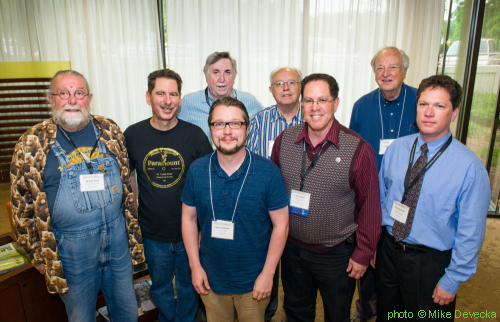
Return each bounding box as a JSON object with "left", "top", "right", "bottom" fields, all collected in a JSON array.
[
  {"left": 246, "top": 104, "right": 304, "bottom": 159},
  {"left": 178, "top": 88, "right": 263, "bottom": 144},
  {"left": 379, "top": 131, "right": 490, "bottom": 294}
]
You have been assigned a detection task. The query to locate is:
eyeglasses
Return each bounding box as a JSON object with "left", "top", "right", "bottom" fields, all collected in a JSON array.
[
  {"left": 272, "top": 81, "right": 299, "bottom": 88},
  {"left": 50, "top": 90, "right": 89, "bottom": 100},
  {"left": 302, "top": 99, "right": 334, "bottom": 107},
  {"left": 210, "top": 121, "right": 247, "bottom": 130}
]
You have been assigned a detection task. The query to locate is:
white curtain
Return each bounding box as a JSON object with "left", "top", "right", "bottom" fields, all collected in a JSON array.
[
  {"left": 165, "top": 0, "right": 444, "bottom": 126},
  {"left": 0, "top": 0, "right": 162, "bottom": 130}
]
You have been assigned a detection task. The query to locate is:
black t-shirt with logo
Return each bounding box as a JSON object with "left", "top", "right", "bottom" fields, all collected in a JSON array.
[{"left": 124, "top": 119, "right": 212, "bottom": 242}]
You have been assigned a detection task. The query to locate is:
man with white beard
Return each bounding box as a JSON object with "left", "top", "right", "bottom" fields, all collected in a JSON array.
[{"left": 10, "top": 70, "right": 144, "bottom": 322}]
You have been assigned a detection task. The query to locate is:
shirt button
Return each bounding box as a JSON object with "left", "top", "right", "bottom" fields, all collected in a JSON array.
[
  {"left": 226, "top": 193, "right": 229, "bottom": 196},
  {"left": 391, "top": 113, "right": 393, "bottom": 116},
  {"left": 391, "top": 129, "right": 394, "bottom": 132}
]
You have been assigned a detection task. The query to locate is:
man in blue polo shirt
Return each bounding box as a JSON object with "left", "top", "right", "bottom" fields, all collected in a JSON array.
[
  {"left": 178, "top": 51, "right": 263, "bottom": 144},
  {"left": 181, "top": 97, "right": 289, "bottom": 322},
  {"left": 349, "top": 46, "right": 418, "bottom": 322}
]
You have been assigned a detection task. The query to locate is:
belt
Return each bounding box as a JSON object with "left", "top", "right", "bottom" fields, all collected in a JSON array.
[{"left": 385, "top": 229, "right": 429, "bottom": 253}]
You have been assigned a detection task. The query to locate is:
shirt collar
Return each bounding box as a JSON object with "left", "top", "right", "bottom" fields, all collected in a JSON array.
[
  {"left": 209, "top": 149, "right": 254, "bottom": 179},
  {"left": 206, "top": 87, "right": 237, "bottom": 103},
  {"left": 380, "top": 83, "right": 407, "bottom": 104},
  {"left": 417, "top": 130, "right": 452, "bottom": 156},
  {"left": 270, "top": 104, "right": 304, "bottom": 124},
  {"left": 294, "top": 118, "right": 340, "bottom": 148}
]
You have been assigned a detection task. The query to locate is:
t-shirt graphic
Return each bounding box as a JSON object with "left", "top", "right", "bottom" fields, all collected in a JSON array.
[
  {"left": 143, "top": 148, "right": 185, "bottom": 188},
  {"left": 60, "top": 146, "right": 101, "bottom": 169}
]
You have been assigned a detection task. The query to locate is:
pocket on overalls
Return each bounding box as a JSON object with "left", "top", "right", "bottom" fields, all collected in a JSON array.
[{"left": 68, "top": 159, "right": 122, "bottom": 213}]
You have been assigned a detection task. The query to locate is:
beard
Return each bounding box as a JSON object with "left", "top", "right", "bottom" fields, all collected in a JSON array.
[
  {"left": 215, "top": 136, "right": 245, "bottom": 155},
  {"left": 52, "top": 103, "right": 91, "bottom": 131}
]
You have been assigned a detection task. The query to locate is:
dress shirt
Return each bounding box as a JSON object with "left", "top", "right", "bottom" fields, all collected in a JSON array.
[
  {"left": 247, "top": 104, "right": 304, "bottom": 159},
  {"left": 178, "top": 88, "right": 263, "bottom": 144},
  {"left": 272, "top": 120, "right": 381, "bottom": 266},
  {"left": 379, "top": 131, "right": 490, "bottom": 294},
  {"left": 350, "top": 83, "right": 418, "bottom": 170}
]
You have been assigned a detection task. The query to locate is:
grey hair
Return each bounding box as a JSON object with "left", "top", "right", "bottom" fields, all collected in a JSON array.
[
  {"left": 203, "top": 52, "right": 238, "bottom": 78},
  {"left": 370, "top": 47, "right": 410, "bottom": 72},
  {"left": 49, "top": 70, "right": 91, "bottom": 93},
  {"left": 269, "top": 67, "right": 303, "bottom": 85}
]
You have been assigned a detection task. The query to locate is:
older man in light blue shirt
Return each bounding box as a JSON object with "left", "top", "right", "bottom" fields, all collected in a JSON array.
[
  {"left": 178, "top": 51, "right": 263, "bottom": 143},
  {"left": 376, "top": 75, "right": 490, "bottom": 322}
]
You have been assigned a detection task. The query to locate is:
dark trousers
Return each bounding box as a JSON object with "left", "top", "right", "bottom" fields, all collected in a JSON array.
[
  {"left": 264, "top": 262, "right": 280, "bottom": 321},
  {"left": 355, "top": 265, "right": 377, "bottom": 318},
  {"left": 281, "top": 241, "right": 356, "bottom": 322},
  {"left": 375, "top": 229, "right": 455, "bottom": 322}
]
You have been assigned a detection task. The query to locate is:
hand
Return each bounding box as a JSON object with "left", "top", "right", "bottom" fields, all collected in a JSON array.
[
  {"left": 346, "top": 258, "right": 368, "bottom": 279},
  {"left": 432, "top": 284, "right": 455, "bottom": 306},
  {"left": 252, "top": 272, "right": 273, "bottom": 300},
  {"left": 34, "top": 263, "right": 44, "bottom": 275},
  {"left": 370, "top": 251, "right": 377, "bottom": 269},
  {"left": 191, "top": 266, "right": 210, "bottom": 295}
]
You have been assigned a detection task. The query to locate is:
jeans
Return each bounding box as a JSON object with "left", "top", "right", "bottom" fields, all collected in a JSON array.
[
  {"left": 281, "top": 241, "right": 356, "bottom": 322},
  {"left": 143, "top": 238, "right": 198, "bottom": 322}
]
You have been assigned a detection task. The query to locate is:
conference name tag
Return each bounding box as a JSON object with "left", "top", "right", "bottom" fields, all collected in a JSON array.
[
  {"left": 390, "top": 201, "right": 409, "bottom": 223},
  {"left": 268, "top": 140, "right": 275, "bottom": 159},
  {"left": 379, "top": 139, "right": 396, "bottom": 155},
  {"left": 211, "top": 220, "right": 234, "bottom": 240},
  {"left": 290, "top": 189, "right": 311, "bottom": 217},
  {"left": 80, "top": 174, "right": 105, "bottom": 192}
]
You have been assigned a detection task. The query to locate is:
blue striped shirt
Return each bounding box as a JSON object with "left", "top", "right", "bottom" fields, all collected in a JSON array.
[
  {"left": 246, "top": 104, "right": 304, "bottom": 159},
  {"left": 178, "top": 87, "right": 263, "bottom": 144}
]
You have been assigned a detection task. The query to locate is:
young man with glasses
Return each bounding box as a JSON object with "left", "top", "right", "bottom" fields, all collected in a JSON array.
[
  {"left": 181, "top": 97, "right": 289, "bottom": 322},
  {"left": 271, "top": 73, "right": 381, "bottom": 322},
  {"left": 246, "top": 66, "right": 303, "bottom": 321},
  {"left": 10, "top": 70, "right": 144, "bottom": 321}
]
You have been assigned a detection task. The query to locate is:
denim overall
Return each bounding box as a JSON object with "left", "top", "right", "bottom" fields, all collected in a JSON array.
[{"left": 51, "top": 123, "right": 137, "bottom": 322}]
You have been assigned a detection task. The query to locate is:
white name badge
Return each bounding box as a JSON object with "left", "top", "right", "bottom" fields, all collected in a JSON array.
[
  {"left": 80, "top": 174, "right": 105, "bottom": 192},
  {"left": 390, "top": 201, "right": 410, "bottom": 223},
  {"left": 211, "top": 220, "right": 235, "bottom": 240},
  {"left": 268, "top": 140, "right": 275, "bottom": 159},
  {"left": 290, "top": 189, "right": 311, "bottom": 217},
  {"left": 379, "top": 139, "right": 396, "bottom": 155}
]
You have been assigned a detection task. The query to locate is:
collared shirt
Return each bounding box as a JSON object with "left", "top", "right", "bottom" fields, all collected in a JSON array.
[
  {"left": 379, "top": 131, "right": 490, "bottom": 294},
  {"left": 349, "top": 83, "right": 418, "bottom": 170},
  {"left": 246, "top": 104, "right": 304, "bottom": 159},
  {"left": 178, "top": 88, "right": 263, "bottom": 144},
  {"left": 271, "top": 120, "right": 381, "bottom": 266},
  {"left": 181, "top": 150, "right": 289, "bottom": 294}
]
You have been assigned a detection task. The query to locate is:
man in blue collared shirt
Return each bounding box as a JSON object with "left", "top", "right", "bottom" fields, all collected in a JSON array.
[
  {"left": 376, "top": 75, "right": 490, "bottom": 321},
  {"left": 181, "top": 97, "right": 289, "bottom": 322},
  {"left": 350, "top": 47, "right": 418, "bottom": 170},
  {"left": 178, "top": 51, "right": 263, "bottom": 144},
  {"left": 246, "top": 66, "right": 303, "bottom": 321},
  {"left": 349, "top": 46, "right": 418, "bottom": 322},
  {"left": 247, "top": 67, "right": 304, "bottom": 160}
]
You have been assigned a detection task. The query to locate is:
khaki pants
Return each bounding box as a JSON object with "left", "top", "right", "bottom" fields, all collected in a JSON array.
[{"left": 201, "top": 290, "right": 270, "bottom": 322}]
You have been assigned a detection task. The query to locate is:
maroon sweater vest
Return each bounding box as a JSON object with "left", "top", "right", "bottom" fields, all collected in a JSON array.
[{"left": 279, "top": 124, "right": 362, "bottom": 246}]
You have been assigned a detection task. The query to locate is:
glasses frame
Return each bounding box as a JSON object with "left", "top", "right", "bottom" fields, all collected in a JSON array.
[
  {"left": 302, "top": 98, "right": 335, "bottom": 107},
  {"left": 50, "top": 90, "right": 90, "bottom": 100},
  {"left": 209, "top": 121, "right": 247, "bottom": 130},
  {"left": 272, "top": 80, "right": 300, "bottom": 88}
]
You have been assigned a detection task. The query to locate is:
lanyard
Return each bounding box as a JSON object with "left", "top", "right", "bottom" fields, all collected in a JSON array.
[
  {"left": 209, "top": 148, "right": 251, "bottom": 223},
  {"left": 402, "top": 136, "right": 452, "bottom": 201},
  {"left": 300, "top": 140, "right": 328, "bottom": 191},
  {"left": 379, "top": 87, "right": 406, "bottom": 140},
  {"left": 205, "top": 87, "right": 237, "bottom": 107},
  {"left": 57, "top": 124, "right": 99, "bottom": 174}
]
